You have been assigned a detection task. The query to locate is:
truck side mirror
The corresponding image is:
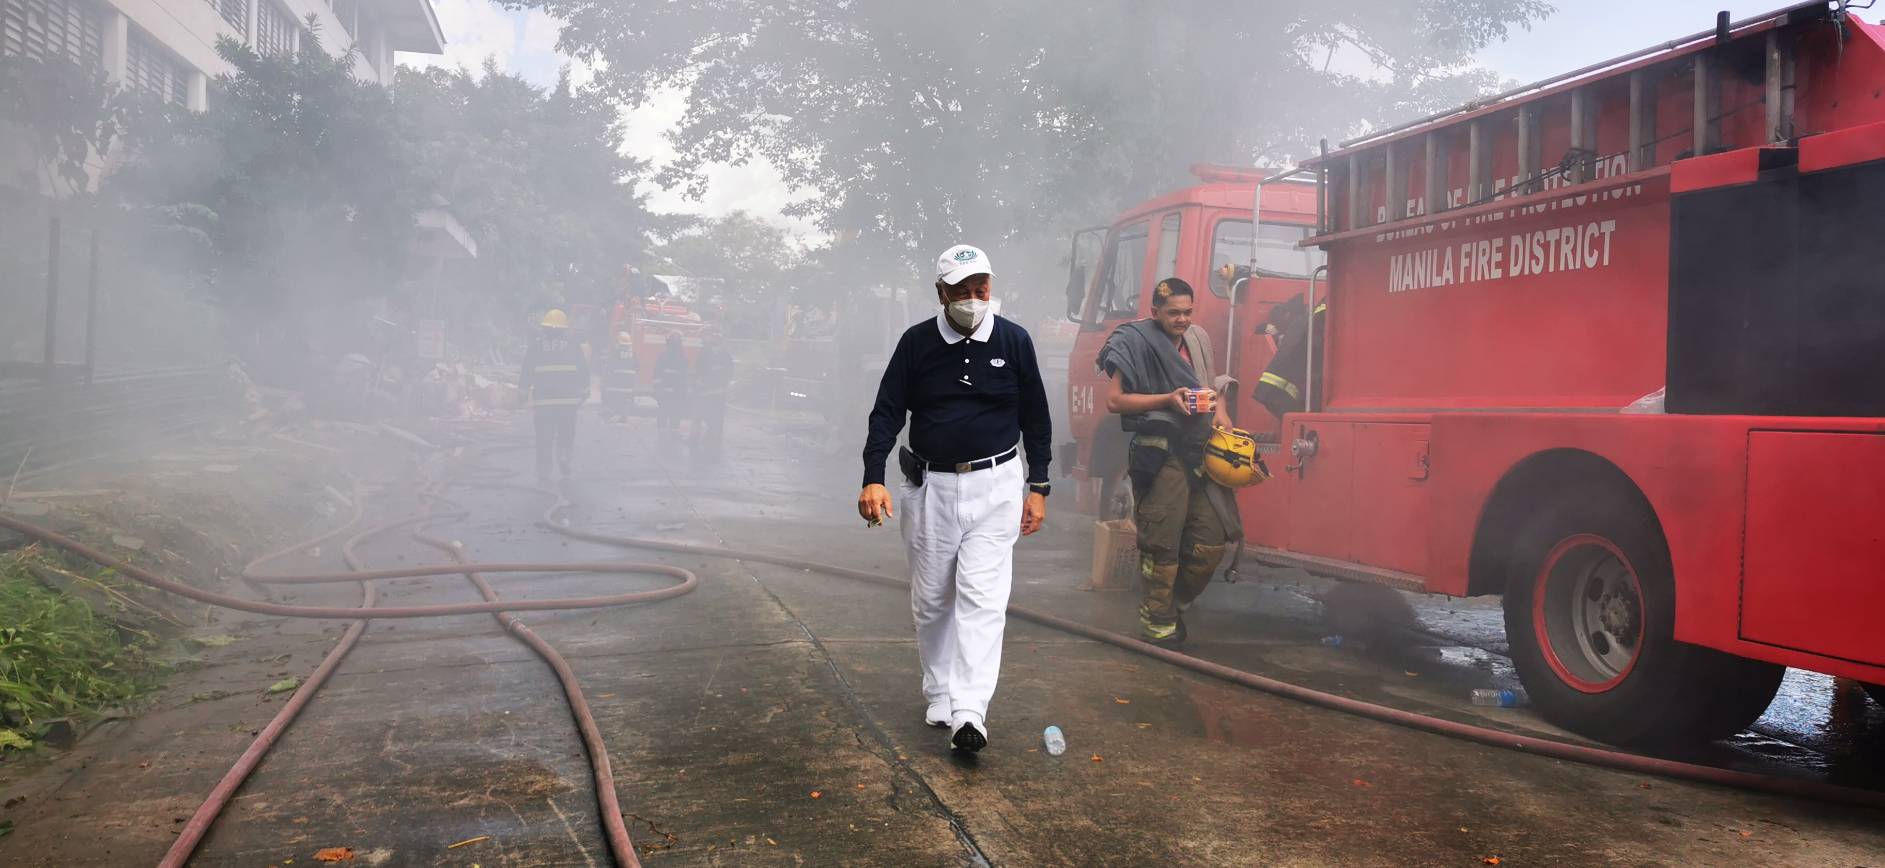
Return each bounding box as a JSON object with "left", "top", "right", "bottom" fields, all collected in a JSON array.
[{"left": 1065, "top": 265, "right": 1088, "bottom": 322}]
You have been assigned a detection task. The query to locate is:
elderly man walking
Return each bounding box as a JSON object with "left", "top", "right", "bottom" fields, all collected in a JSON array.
[{"left": 858, "top": 244, "right": 1053, "bottom": 753}]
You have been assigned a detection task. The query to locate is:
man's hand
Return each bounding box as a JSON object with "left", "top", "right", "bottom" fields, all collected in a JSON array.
[
  {"left": 1213, "top": 408, "right": 1234, "bottom": 432},
  {"left": 858, "top": 484, "right": 893, "bottom": 525},
  {"left": 1021, "top": 492, "right": 1047, "bottom": 536},
  {"left": 1169, "top": 388, "right": 1193, "bottom": 415}
]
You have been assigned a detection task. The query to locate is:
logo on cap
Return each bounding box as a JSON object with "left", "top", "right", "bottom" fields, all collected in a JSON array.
[{"left": 953, "top": 250, "right": 977, "bottom": 263}]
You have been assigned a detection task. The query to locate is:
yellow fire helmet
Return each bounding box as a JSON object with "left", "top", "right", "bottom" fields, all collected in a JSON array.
[
  {"left": 1203, "top": 426, "right": 1269, "bottom": 488},
  {"left": 540, "top": 308, "right": 570, "bottom": 329}
]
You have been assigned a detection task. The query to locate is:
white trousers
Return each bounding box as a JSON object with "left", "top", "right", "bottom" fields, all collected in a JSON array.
[{"left": 899, "top": 454, "right": 1024, "bottom": 723}]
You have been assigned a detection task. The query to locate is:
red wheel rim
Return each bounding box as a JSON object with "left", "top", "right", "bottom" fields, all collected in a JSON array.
[{"left": 1531, "top": 534, "right": 1647, "bottom": 694}]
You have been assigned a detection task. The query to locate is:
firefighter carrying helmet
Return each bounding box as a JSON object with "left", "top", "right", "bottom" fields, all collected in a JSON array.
[
  {"left": 1203, "top": 426, "right": 1269, "bottom": 488},
  {"left": 540, "top": 309, "right": 570, "bottom": 329}
]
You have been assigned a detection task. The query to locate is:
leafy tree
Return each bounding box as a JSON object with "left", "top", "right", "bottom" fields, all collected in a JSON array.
[
  {"left": 1, "top": 56, "right": 218, "bottom": 367},
  {"left": 524, "top": 0, "right": 1549, "bottom": 258},
  {"left": 395, "top": 63, "right": 662, "bottom": 312},
  {"left": 650, "top": 211, "right": 819, "bottom": 337},
  {"left": 653, "top": 211, "right": 802, "bottom": 298},
  {"left": 8, "top": 24, "right": 663, "bottom": 371},
  {"left": 111, "top": 32, "right": 422, "bottom": 338},
  {"left": 0, "top": 55, "right": 124, "bottom": 195}
]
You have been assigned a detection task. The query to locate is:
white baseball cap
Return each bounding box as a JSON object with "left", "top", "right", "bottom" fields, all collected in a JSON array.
[{"left": 936, "top": 244, "right": 993, "bottom": 285}]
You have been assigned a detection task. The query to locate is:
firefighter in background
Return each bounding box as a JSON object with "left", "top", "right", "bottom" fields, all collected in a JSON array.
[
  {"left": 1097, "top": 278, "right": 1243, "bottom": 647},
  {"left": 602, "top": 331, "right": 638, "bottom": 422},
  {"left": 608, "top": 266, "right": 656, "bottom": 339},
  {"left": 1249, "top": 288, "right": 1326, "bottom": 423},
  {"left": 1212, "top": 263, "right": 1325, "bottom": 423},
  {"left": 653, "top": 329, "right": 691, "bottom": 442},
  {"left": 691, "top": 326, "right": 734, "bottom": 456},
  {"left": 520, "top": 309, "right": 591, "bottom": 481}
]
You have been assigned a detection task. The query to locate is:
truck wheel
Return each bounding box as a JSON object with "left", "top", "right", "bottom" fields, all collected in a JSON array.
[
  {"left": 1866, "top": 682, "right": 1885, "bottom": 707},
  {"left": 1501, "top": 494, "right": 1783, "bottom": 746}
]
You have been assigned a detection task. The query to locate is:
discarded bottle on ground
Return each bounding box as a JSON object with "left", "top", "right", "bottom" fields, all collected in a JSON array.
[
  {"left": 1042, "top": 725, "right": 1066, "bottom": 756},
  {"left": 1471, "top": 688, "right": 1529, "bottom": 707},
  {"left": 1320, "top": 635, "right": 1345, "bottom": 647}
]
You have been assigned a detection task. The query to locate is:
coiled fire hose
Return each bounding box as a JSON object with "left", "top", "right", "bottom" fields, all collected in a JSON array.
[
  {"left": 0, "top": 437, "right": 1880, "bottom": 868},
  {"left": 0, "top": 454, "right": 696, "bottom": 867}
]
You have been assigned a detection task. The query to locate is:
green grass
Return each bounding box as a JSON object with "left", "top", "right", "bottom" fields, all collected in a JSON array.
[{"left": 0, "top": 548, "right": 162, "bottom": 750}]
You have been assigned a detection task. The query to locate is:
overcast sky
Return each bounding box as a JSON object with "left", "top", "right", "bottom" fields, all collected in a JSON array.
[{"left": 398, "top": 1, "right": 1883, "bottom": 235}]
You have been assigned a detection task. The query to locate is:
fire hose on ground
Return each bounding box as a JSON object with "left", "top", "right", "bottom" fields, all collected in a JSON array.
[
  {"left": 557, "top": 525, "right": 1885, "bottom": 814},
  {"left": 0, "top": 455, "right": 696, "bottom": 868},
  {"left": 0, "top": 439, "right": 1881, "bottom": 868}
]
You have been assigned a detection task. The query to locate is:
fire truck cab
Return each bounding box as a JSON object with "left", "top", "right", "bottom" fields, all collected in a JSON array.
[
  {"left": 1064, "top": 1, "right": 1885, "bottom": 744},
  {"left": 1062, "top": 166, "right": 1324, "bottom": 519}
]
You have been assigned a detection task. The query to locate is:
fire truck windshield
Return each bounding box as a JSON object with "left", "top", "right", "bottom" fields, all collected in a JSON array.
[{"left": 1098, "top": 220, "right": 1150, "bottom": 317}]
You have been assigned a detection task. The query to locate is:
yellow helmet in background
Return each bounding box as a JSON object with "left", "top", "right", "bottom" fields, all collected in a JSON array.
[
  {"left": 540, "top": 309, "right": 570, "bottom": 329},
  {"left": 1203, "top": 426, "right": 1268, "bottom": 488}
]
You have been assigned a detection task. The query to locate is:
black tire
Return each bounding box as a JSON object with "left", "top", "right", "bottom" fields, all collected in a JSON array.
[
  {"left": 1501, "top": 490, "right": 1784, "bottom": 746},
  {"left": 1865, "top": 682, "right": 1885, "bottom": 707}
]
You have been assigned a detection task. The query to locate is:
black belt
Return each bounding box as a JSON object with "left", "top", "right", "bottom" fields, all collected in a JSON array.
[{"left": 918, "top": 447, "right": 1019, "bottom": 474}]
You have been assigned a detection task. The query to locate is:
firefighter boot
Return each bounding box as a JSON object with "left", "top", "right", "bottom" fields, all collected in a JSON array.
[
  {"left": 1174, "top": 543, "right": 1230, "bottom": 639},
  {"left": 1138, "top": 559, "right": 1185, "bottom": 647}
]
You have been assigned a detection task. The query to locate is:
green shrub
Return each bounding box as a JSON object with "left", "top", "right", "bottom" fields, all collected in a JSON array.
[{"left": 0, "top": 550, "right": 159, "bottom": 749}]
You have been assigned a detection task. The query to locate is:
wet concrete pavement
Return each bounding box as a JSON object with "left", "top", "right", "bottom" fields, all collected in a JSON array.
[{"left": 0, "top": 407, "right": 1882, "bottom": 866}]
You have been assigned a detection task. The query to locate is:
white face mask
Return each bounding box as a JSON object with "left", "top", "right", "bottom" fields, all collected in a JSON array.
[{"left": 947, "top": 298, "right": 990, "bottom": 330}]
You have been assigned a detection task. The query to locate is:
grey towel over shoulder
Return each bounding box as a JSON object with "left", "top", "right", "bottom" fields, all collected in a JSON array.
[{"left": 1097, "top": 319, "right": 1204, "bottom": 440}]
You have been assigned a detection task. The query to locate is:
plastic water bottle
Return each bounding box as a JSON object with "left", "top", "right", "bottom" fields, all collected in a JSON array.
[
  {"left": 1471, "top": 687, "right": 1529, "bottom": 707},
  {"left": 1320, "top": 635, "right": 1345, "bottom": 647},
  {"left": 1042, "top": 725, "right": 1067, "bottom": 756}
]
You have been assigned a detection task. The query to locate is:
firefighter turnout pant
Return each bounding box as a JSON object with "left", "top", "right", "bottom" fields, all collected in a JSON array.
[
  {"left": 1131, "top": 441, "right": 1232, "bottom": 639},
  {"left": 602, "top": 376, "right": 636, "bottom": 418},
  {"left": 533, "top": 405, "right": 578, "bottom": 478},
  {"left": 899, "top": 454, "right": 1024, "bottom": 725},
  {"left": 656, "top": 389, "right": 688, "bottom": 435},
  {"left": 693, "top": 394, "right": 726, "bottom": 454}
]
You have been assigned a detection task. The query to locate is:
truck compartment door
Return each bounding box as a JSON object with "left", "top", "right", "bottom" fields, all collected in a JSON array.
[
  {"left": 1286, "top": 420, "right": 1353, "bottom": 562},
  {"left": 1350, "top": 423, "right": 1432, "bottom": 576},
  {"left": 1741, "top": 431, "right": 1885, "bottom": 667}
]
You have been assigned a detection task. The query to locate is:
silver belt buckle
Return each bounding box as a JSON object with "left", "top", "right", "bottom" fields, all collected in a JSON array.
[{"left": 955, "top": 461, "right": 973, "bottom": 473}]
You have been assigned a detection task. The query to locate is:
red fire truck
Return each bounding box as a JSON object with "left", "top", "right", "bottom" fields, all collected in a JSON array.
[{"left": 1063, "top": 1, "right": 1885, "bottom": 745}]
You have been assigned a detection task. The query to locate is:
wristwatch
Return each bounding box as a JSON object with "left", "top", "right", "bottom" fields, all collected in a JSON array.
[{"left": 1028, "top": 482, "right": 1051, "bottom": 497}]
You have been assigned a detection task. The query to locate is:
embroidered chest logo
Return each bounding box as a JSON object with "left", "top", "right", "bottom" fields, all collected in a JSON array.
[{"left": 989, "top": 358, "right": 1006, "bottom": 368}]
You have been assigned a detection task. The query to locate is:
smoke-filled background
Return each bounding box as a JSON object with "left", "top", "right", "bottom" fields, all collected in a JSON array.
[
  {"left": 11, "top": 0, "right": 1868, "bottom": 391},
  {"left": 7, "top": 0, "right": 1880, "bottom": 503},
  {"left": 7, "top": 3, "right": 1885, "bottom": 863}
]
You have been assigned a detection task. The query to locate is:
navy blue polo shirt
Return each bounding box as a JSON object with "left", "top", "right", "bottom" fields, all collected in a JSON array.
[{"left": 862, "top": 313, "right": 1053, "bottom": 487}]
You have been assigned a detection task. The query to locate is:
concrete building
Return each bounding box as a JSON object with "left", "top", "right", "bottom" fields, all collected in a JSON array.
[{"left": 2, "top": 0, "right": 444, "bottom": 110}]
